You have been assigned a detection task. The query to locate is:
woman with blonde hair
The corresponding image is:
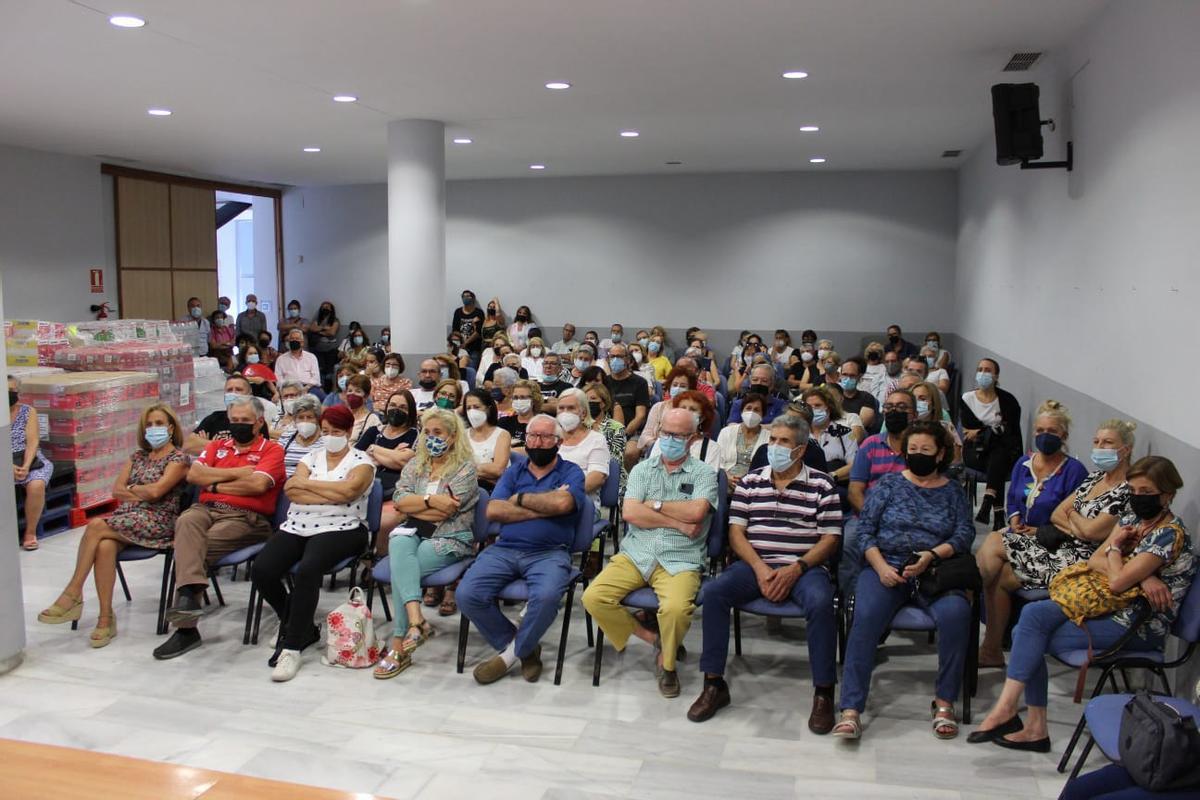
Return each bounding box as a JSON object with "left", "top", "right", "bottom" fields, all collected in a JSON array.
[
  {"left": 375, "top": 407, "right": 480, "bottom": 679},
  {"left": 37, "top": 404, "right": 190, "bottom": 647},
  {"left": 912, "top": 380, "right": 961, "bottom": 462},
  {"left": 975, "top": 399, "right": 1090, "bottom": 667},
  {"left": 802, "top": 385, "right": 858, "bottom": 484},
  {"left": 433, "top": 377, "right": 463, "bottom": 411},
  {"left": 498, "top": 378, "right": 542, "bottom": 451}
]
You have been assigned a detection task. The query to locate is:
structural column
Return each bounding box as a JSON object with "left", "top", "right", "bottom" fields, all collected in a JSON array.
[
  {"left": 387, "top": 119, "right": 447, "bottom": 365},
  {"left": 0, "top": 274, "right": 28, "bottom": 675}
]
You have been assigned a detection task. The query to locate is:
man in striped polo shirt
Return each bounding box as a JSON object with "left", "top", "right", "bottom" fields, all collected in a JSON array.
[{"left": 687, "top": 415, "right": 843, "bottom": 733}]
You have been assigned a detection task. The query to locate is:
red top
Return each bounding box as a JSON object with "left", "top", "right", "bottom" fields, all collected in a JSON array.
[
  {"left": 196, "top": 436, "right": 286, "bottom": 517},
  {"left": 243, "top": 363, "right": 277, "bottom": 383}
]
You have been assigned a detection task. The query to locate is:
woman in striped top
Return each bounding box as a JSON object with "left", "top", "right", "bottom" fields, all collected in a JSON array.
[{"left": 280, "top": 394, "right": 324, "bottom": 478}]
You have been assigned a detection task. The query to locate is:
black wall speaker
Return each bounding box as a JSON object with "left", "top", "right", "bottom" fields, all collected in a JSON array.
[{"left": 991, "top": 83, "right": 1044, "bottom": 165}]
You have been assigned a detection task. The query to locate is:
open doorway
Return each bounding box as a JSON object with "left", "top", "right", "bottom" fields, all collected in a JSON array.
[{"left": 216, "top": 191, "right": 280, "bottom": 320}]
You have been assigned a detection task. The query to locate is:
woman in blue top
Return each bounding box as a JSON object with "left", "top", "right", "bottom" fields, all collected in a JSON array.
[
  {"left": 976, "top": 400, "right": 1089, "bottom": 667},
  {"left": 834, "top": 422, "right": 975, "bottom": 741},
  {"left": 972, "top": 456, "right": 1195, "bottom": 753}
]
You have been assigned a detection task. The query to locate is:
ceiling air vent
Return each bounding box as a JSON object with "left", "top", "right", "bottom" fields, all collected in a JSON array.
[
  {"left": 1002, "top": 52, "right": 1041, "bottom": 71},
  {"left": 941, "top": 149, "right": 962, "bottom": 158}
]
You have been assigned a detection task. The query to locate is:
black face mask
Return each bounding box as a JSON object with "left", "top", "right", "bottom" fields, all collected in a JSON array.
[
  {"left": 487, "top": 306, "right": 497, "bottom": 316},
  {"left": 228, "top": 422, "right": 256, "bottom": 445},
  {"left": 588, "top": 401, "right": 603, "bottom": 418},
  {"left": 884, "top": 411, "right": 911, "bottom": 435},
  {"left": 462, "top": 296, "right": 475, "bottom": 307},
  {"left": 418, "top": 378, "right": 437, "bottom": 390},
  {"left": 1130, "top": 493, "right": 1164, "bottom": 521},
  {"left": 516, "top": 314, "right": 530, "bottom": 323},
  {"left": 526, "top": 445, "right": 559, "bottom": 467},
  {"left": 888, "top": 334, "right": 900, "bottom": 344},
  {"left": 747, "top": 384, "right": 770, "bottom": 397},
  {"left": 885, "top": 362, "right": 901, "bottom": 377},
  {"left": 905, "top": 452, "right": 939, "bottom": 477},
  {"left": 386, "top": 409, "right": 409, "bottom": 428},
  {"left": 1034, "top": 433, "right": 1064, "bottom": 456},
  {"left": 8, "top": 390, "right": 18, "bottom": 407},
  {"left": 287, "top": 340, "right": 302, "bottom": 351}
]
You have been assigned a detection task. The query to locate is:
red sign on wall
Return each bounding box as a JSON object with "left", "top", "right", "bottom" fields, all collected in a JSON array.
[{"left": 90, "top": 269, "right": 104, "bottom": 294}]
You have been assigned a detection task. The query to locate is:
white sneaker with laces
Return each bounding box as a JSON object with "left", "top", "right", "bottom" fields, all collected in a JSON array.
[{"left": 271, "top": 649, "right": 302, "bottom": 682}]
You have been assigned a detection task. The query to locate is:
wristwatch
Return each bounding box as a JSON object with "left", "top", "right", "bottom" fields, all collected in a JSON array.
[
  {"left": 209, "top": 483, "right": 218, "bottom": 494},
  {"left": 796, "top": 560, "right": 809, "bottom": 575},
  {"left": 652, "top": 500, "right": 664, "bottom": 512},
  {"left": 515, "top": 493, "right": 524, "bottom": 508},
  {"left": 1105, "top": 545, "right": 1121, "bottom": 556},
  {"left": 423, "top": 494, "right": 432, "bottom": 509}
]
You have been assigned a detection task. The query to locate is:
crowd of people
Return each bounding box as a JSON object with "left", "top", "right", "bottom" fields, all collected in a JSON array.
[{"left": 11, "top": 290, "right": 1195, "bottom": 794}]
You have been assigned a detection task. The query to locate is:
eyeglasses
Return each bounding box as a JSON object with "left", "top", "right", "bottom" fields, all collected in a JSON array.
[
  {"left": 659, "top": 433, "right": 689, "bottom": 445},
  {"left": 525, "top": 433, "right": 559, "bottom": 444},
  {"left": 881, "top": 404, "right": 912, "bottom": 413}
]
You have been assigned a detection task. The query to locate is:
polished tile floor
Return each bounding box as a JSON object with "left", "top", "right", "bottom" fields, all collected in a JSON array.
[{"left": 4, "top": 525, "right": 1091, "bottom": 799}]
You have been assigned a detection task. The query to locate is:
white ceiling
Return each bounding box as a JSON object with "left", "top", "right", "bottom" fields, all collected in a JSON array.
[{"left": 0, "top": 0, "right": 1104, "bottom": 186}]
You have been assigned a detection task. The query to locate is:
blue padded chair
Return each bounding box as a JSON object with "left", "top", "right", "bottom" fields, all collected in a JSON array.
[
  {"left": 456, "top": 491, "right": 598, "bottom": 685},
  {"left": 712, "top": 392, "right": 727, "bottom": 429},
  {"left": 1057, "top": 577, "right": 1200, "bottom": 774},
  {"left": 308, "top": 386, "right": 327, "bottom": 402},
  {"left": 595, "top": 459, "right": 622, "bottom": 554},
  {"left": 366, "top": 489, "right": 491, "bottom": 622},
  {"left": 591, "top": 471, "right": 729, "bottom": 686},
  {"left": 1067, "top": 693, "right": 1200, "bottom": 781},
  {"left": 464, "top": 366, "right": 477, "bottom": 388}
]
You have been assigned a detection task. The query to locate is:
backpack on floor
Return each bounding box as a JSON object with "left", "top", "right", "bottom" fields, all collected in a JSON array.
[
  {"left": 1118, "top": 691, "right": 1200, "bottom": 791},
  {"left": 322, "top": 586, "right": 379, "bottom": 669}
]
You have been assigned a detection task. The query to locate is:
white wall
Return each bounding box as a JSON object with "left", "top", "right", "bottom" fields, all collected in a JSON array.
[
  {"left": 283, "top": 170, "right": 958, "bottom": 344},
  {"left": 0, "top": 144, "right": 111, "bottom": 320},
  {"left": 956, "top": 0, "right": 1200, "bottom": 449}
]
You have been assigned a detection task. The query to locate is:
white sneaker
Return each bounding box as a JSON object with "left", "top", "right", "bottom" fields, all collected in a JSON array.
[{"left": 271, "top": 649, "right": 302, "bottom": 682}]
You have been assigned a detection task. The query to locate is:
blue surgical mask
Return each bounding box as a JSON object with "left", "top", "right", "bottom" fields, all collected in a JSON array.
[
  {"left": 976, "top": 371, "right": 995, "bottom": 389},
  {"left": 916, "top": 400, "right": 931, "bottom": 419},
  {"left": 425, "top": 434, "right": 449, "bottom": 457},
  {"left": 926, "top": 340, "right": 938, "bottom": 350},
  {"left": 224, "top": 392, "right": 244, "bottom": 408},
  {"left": 925, "top": 356, "right": 936, "bottom": 368},
  {"left": 337, "top": 375, "right": 348, "bottom": 391},
  {"left": 574, "top": 358, "right": 589, "bottom": 372},
  {"left": 1091, "top": 448, "right": 1121, "bottom": 472},
  {"left": 145, "top": 426, "right": 171, "bottom": 448},
  {"left": 609, "top": 357, "right": 626, "bottom": 374},
  {"left": 648, "top": 341, "right": 661, "bottom": 354},
  {"left": 638, "top": 337, "right": 649, "bottom": 348},
  {"left": 288, "top": 308, "right": 300, "bottom": 318},
  {"left": 658, "top": 434, "right": 687, "bottom": 462},
  {"left": 190, "top": 306, "right": 202, "bottom": 319},
  {"left": 247, "top": 353, "right": 260, "bottom": 364},
  {"left": 669, "top": 385, "right": 684, "bottom": 399},
  {"left": 440, "top": 367, "right": 450, "bottom": 380},
  {"left": 767, "top": 443, "right": 798, "bottom": 472},
  {"left": 218, "top": 303, "right": 230, "bottom": 312},
  {"left": 610, "top": 332, "right": 622, "bottom": 343},
  {"left": 811, "top": 408, "right": 829, "bottom": 426},
  {"left": 839, "top": 376, "right": 857, "bottom": 392}
]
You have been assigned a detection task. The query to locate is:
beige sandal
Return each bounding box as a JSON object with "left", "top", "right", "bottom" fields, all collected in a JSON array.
[
  {"left": 400, "top": 622, "right": 435, "bottom": 654},
  {"left": 931, "top": 701, "right": 959, "bottom": 739},
  {"left": 90, "top": 614, "right": 117, "bottom": 648},
  {"left": 832, "top": 712, "right": 862, "bottom": 740},
  {"left": 373, "top": 647, "right": 412, "bottom": 680},
  {"left": 38, "top": 591, "right": 83, "bottom": 625}
]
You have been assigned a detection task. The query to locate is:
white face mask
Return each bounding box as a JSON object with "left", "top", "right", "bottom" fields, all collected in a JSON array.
[
  {"left": 558, "top": 412, "right": 581, "bottom": 432},
  {"left": 296, "top": 421, "right": 318, "bottom": 439},
  {"left": 384, "top": 367, "right": 399, "bottom": 379},
  {"left": 530, "top": 347, "right": 543, "bottom": 358},
  {"left": 741, "top": 410, "right": 763, "bottom": 429},
  {"left": 817, "top": 348, "right": 829, "bottom": 359},
  {"left": 324, "top": 434, "right": 348, "bottom": 453},
  {"left": 512, "top": 398, "right": 533, "bottom": 415},
  {"left": 283, "top": 399, "right": 298, "bottom": 415},
  {"left": 466, "top": 408, "right": 488, "bottom": 429},
  {"left": 246, "top": 302, "right": 257, "bottom": 311}
]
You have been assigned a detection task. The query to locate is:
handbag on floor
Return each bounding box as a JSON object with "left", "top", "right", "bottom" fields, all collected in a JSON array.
[
  {"left": 914, "top": 552, "right": 982, "bottom": 598},
  {"left": 1118, "top": 691, "right": 1200, "bottom": 791},
  {"left": 322, "top": 586, "right": 379, "bottom": 669}
]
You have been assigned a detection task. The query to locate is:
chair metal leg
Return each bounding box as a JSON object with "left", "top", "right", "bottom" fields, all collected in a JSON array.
[
  {"left": 1058, "top": 711, "right": 1093, "bottom": 772},
  {"left": 585, "top": 609, "right": 594, "bottom": 649},
  {"left": 117, "top": 563, "right": 132, "bottom": 602},
  {"left": 456, "top": 614, "right": 470, "bottom": 674},
  {"left": 1157, "top": 668, "right": 1172, "bottom": 696},
  {"left": 251, "top": 593, "right": 265, "bottom": 645},
  {"left": 1119, "top": 668, "right": 1132, "bottom": 691},
  {"left": 242, "top": 583, "right": 257, "bottom": 645},
  {"left": 555, "top": 581, "right": 578, "bottom": 685},
  {"left": 1069, "top": 736, "right": 1096, "bottom": 780},
  {"left": 156, "top": 551, "right": 174, "bottom": 636},
  {"left": 210, "top": 574, "right": 226, "bottom": 607},
  {"left": 592, "top": 628, "right": 606, "bottom": 687},
  {"left": 379, "top": 584, "right": 392, "bottom": 622},
  {"left": 733, "top": 609, "right": 742, "bottom": 657}
]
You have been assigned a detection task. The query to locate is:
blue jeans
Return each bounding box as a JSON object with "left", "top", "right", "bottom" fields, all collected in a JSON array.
[
  {"left": 1008, "top": 599, "right": 1156, "bottom": 707},
  {"left": 837, "top": 516, "right": 861, "bottom": 591},
  {"left": 839, "top": 566, "right": 971, "bottom": 713},
  {"left": 1059, "top": 763, "right": 1200, "bottom": 800},
  {"left": 456, "top": 544, "right": 572, "bottom": 659},
  {"left": 698, "top": 560, "right": 837, "bottom": 687}
]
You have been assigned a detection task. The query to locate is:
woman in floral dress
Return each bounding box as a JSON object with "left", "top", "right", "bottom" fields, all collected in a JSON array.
[{"left": 37, "top": 404, "right": 191, "bottom": 648}]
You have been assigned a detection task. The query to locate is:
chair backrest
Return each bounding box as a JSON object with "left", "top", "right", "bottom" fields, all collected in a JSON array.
[
  {"left": 571, "top": 497, "right": 598, "bottom": 553},
  {"left": 510, "top": 451, "right": 529, "bottom": 470},
  {"left": 713, "top": 392, "right": 727, "bottom": 426},
  {"left": 366, "top": 478, "right": 383, "bottom": 536},
  {"left": 308, "top": 385, "right": 327, "bottom": 402},
  {"left": 464, "top": 366, "right": 477, "bottom": 387},
  {"left": 271, "top": 490, "right": 292, "bottom": 528},
  {"left": 708, "top": 469, "right": 729, "bottom": 560},
  {"left": 1172, "top": 572, "right": 1200, "bottom": 643},
  {"left": 472, "top": 488, "right": 491, "bottom": 544},
  {"left": 599, "top": 458, "right": 621, "bottom": 508}
]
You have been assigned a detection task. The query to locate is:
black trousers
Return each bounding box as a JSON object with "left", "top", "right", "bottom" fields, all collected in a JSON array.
[
  {"left": 981, "top": 442, "right": 1018, "bottom": 496},
  {"left": 251, "top": 527, "right": 368, "bottom": 649}
]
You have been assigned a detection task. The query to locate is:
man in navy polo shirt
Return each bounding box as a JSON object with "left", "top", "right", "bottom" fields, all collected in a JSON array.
[{"left": 457, "top": 414, "right": 588, "bottom": 685}]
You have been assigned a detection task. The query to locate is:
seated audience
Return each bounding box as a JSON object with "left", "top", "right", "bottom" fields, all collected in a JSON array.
[
  {"left": 1058, "top": 762, "right": 1200, "bottom": 800},
  {"left": 551, "top": 322, "right": 579, "bottom": 355},
  {"left": 728, "top": 363, "right": 788, "bottom": 425},
  {"left": 357, "top": 389, "right": 419, "bottom": 513},
  {"left": 802, "top": 386, "right": 858, "bottom": 485},
  {"left": 815, "top": 350, "right": 841, "bottom": 391},
  {"left": 478, "top": 333, "right": 511, "bottom": 383},
  {"left": 918, "top": 347, "right": 951, "bottom": 394},
  {"left": 274, "top": 328, "right": 321, "bottom": 389},
  {"left": 343, "top": 374, "right": 382, "bottom": 442},
  {"left": 535, "top": 352, "right": 574, "bottom": 412},
  {"left": 374, "top": 408, "right": 480, "bottom": 678},
  {"left": 9, "top": 376, "right": 53, "bottom": 551},
  {"left": 521, "top": 336, "right": 548, "bottom": 378},
  {"left": 924, "top": 331, "right": 951, "bottom": 371},
  {"left": 252, "top": 405, "right": 376, "bottom": 681},
  {"left": 371, "top": 351, "right": 411, "bottom": 409},
  {"left": 585, "top": 382, "right": 628, "bottom": 495},
  {"left": 584, "top": 408, "right": 719, "bottom": 698},
  {"left": 238, "top": 342, "right": 279, "bottom": 405},
  {"left": 187, "top": 374, "right": 273, "bottom": 455},
  {"left": 256, "top": 332, "right": 278, "bottom": 369},
  {"left": 281, "top": 395, "right": 326, "bottom": 478},
  {"left": 715, "top": 392, "right": 770, "bottom": 487},
  {"left": 787, "top": 342, "right": 820, "bottom": 393},
  {"left": 638, "top": 367, "right": 696, "bottom": 456},
  {"left": 961, "top": 358, "right": 1024, "bottom": 530},
  {"left": 568, "top": 344, "right": 597, "bottom": 386},
  {"left": 770, "top": 329, "right": 796, "bottom": 367},
  {"left": 848, "top": 388, "right": 916, "bottom": 512},
  {"left": 647, "top": 334, "right": 672, "bottom": 381},
  {"left": 972, "top": 456, "right": 1195, "bottom": 752},
  {"left": 911, "top": 380, "right": 960, "bottom": 460},
  {"left": 463, "top": 388, "right": 512, "bottom": 490},
  {"left": 884, "top": 323, "right": 919, "bottom": 360},
  {"left": 689, "top": 415, "right": 842, "bottom": 730},
  {"left": 605, "top": 344, "right": 651, "bottom": 443},
  {"left": 554, "top": 388, "right": 611, "bottom": 511},
  {"left": 834, "top": 422, "right": 974, "bottom": 740},
  {"left": 645, "top": 390, "right": 721, "bottom": 469},
  {"left": 457, "top": 415, "right": 588, "bottom": 684},
  {"left": 499, "top": 379, "right": 542, "bottom": 451},
  {"left": 491, "top": 367, "right": 519, "bottom": 417},
  {"left": 340, "top": 322, "right": 370, "bottom": 362},
  {"left": 412, "top": 359, "right": 442, "bottom": 411},
  {"left": 324, "top": 362, "right": 362, "bottom": 408},
  {"left": 627, "top": 341, "right": 657, "bottom": 388},
  {"left": 837, "top": 358, "right": 879, "bottom": 433},
  {"left": 378, "top": 326, "right": 393, "bottom": 353},
  {"left": 674, "top": 356, "right": 717, "bottom": 403},
  {"left": 155, "top": 396, "right": 285, "bottom": 660},
  {"left": 37, "top": 404, "right": 190, "bottom": 646},
  {"left": 272, "top": 381, "right": 307, "bottom": 439},
  {"left": 433, "top": 377, "right": 463, "bottom": 411}
]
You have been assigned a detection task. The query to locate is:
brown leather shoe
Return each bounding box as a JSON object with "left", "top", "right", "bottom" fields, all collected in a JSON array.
[
  {"left": 472, "top": 653, "right": 514, "bottom": 685},
  {"left": 808, "top": 692, "right": 836, "bottom": 735},
  {"left": 687, "top": 682, "right": 731, "bottom": 722},
  {"left": 658, "top": 668, "right": 681, "bottom": 698},
  {"left": 520, "top": 645, "right": 542, "bottom": 683}
]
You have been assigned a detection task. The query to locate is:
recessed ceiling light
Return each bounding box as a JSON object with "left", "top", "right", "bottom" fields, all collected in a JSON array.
[
  {"left": 619, "top": 130, "right": 640, "bottom": 138},
  {"left": 452, "top": 138, "right": 473, "bottom": 145},
  {"left": 332, "top": 95, "right": 358, "bottom": 103},
  {"left": 782, "top": 71, "right": 809, "bottom": 80},
  {"left": 544, "top": 82, "right": 571, "bottom": 90},
  {"left": 529, "top": 164, "right": 546, "bottom": 170},
  {"left": 302, "top": 147, "right": 321, "bottom": 153},
  {"left": 109, "top": 15, "right": 146, "bottom": 28},
  {"left": 146, "top": 108, "right": 172, "bottom": 116},
  {"left": 809, "top": 157, "right": 826, "bottom": 164},
  {"left": 799, "top": 125, "right": 820, "bottom": 132},
  {"left": 665, "top": 161, "right": 683, "bottom": 166}
]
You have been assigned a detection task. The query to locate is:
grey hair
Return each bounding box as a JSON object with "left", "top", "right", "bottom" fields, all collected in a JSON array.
[
  {"left": 770, "top": 414, "right": 811, "bottom": 444},
  {"left": 556, "top": 387, "right": 593, "bottom": 428},
  {"left": 228, "top": 395, "right": 265, "bottom": 419},
  {"left": 279, "top": 380, "right": 305, "bottom": 396},
  {"left": 291, "top": 394, "right": 322, "bottom": 418},
  {"left": 663, "top": 406, "right": 699, "bottom": 434},
  {"left": 750, "top": 362, "right": 776, "bottom": 379},
  {"left": 494, "top": 367, "right": 519, "bottom": 389},
  {"left": 529, "top": 413, "right": 561, "bottom": 440}
]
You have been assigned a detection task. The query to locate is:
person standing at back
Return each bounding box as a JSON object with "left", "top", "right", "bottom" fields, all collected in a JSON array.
[
  {"left": 236, "top": 293, "right": 268, "bottom": 341},
  {"left": 452, "top": 289, "right": 485, "bottom": 364}
]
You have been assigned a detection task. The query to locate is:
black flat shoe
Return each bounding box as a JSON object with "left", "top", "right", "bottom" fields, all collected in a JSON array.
[
  {"left": 966, "top": 715, "right": 1023, "bottom": 744},
  {"left": 993, "top": 735, "right": 1051, "bottom": 753}
]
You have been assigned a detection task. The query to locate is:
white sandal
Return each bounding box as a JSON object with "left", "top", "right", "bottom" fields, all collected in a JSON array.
[
  {"left": 832, "top": 712, "right": 862, "bottom": 740},
  {"left": 931, "top": 702, "right": 959, "bottom": 739}
]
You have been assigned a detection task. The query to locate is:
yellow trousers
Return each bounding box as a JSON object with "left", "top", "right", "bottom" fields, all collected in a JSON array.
[{"left": 582, "top": 554, "right": 701, "bottom": 671}]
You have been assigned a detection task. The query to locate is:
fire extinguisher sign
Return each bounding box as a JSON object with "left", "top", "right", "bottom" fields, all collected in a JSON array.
[{"left": 90, "top": 268, "right": 104, "bottom": 294}]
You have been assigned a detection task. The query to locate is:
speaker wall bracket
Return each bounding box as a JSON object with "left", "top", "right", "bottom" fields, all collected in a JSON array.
[{"left": 1020, "top": 141, "right": 1073, "bottom": 172}]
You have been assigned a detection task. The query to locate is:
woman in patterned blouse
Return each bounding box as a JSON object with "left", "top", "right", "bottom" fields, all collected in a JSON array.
[{"left": 971, "top": 456, "right": 1196, "bottom": 753}]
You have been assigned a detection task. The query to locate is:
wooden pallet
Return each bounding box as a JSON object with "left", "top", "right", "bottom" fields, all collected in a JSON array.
[{"left": 69, "top": 498, "right": 118, "bottom": 528}]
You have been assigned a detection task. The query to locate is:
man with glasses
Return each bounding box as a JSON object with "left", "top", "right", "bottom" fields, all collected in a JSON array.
[
  {"left": 536, "top": 352, "right": 574, "bottom": 413},
  {"left": 583, "top": 408, "right": 719, "bottom": 699},
  {"left": 457, "top": 415, "right": 589, "bottom": 685}
]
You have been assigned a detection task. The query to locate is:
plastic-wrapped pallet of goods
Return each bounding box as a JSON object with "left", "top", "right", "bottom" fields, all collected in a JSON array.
[
  {"left": 170, "top": 321, "right": 207, "bottom": 357},
  {"left": 193, "top": 356, "right": 227, "bottom": 419},
  {"left": 4, "top": 319, "right": 70, "bottom": 366}
]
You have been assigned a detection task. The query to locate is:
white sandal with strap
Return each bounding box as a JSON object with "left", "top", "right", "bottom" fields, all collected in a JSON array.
[
  {"left": 931, "top": 701, "right": 959, "bottom": 739},
  {"left": 832, "top": 712, "right": 862, "bottom": 740}
]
